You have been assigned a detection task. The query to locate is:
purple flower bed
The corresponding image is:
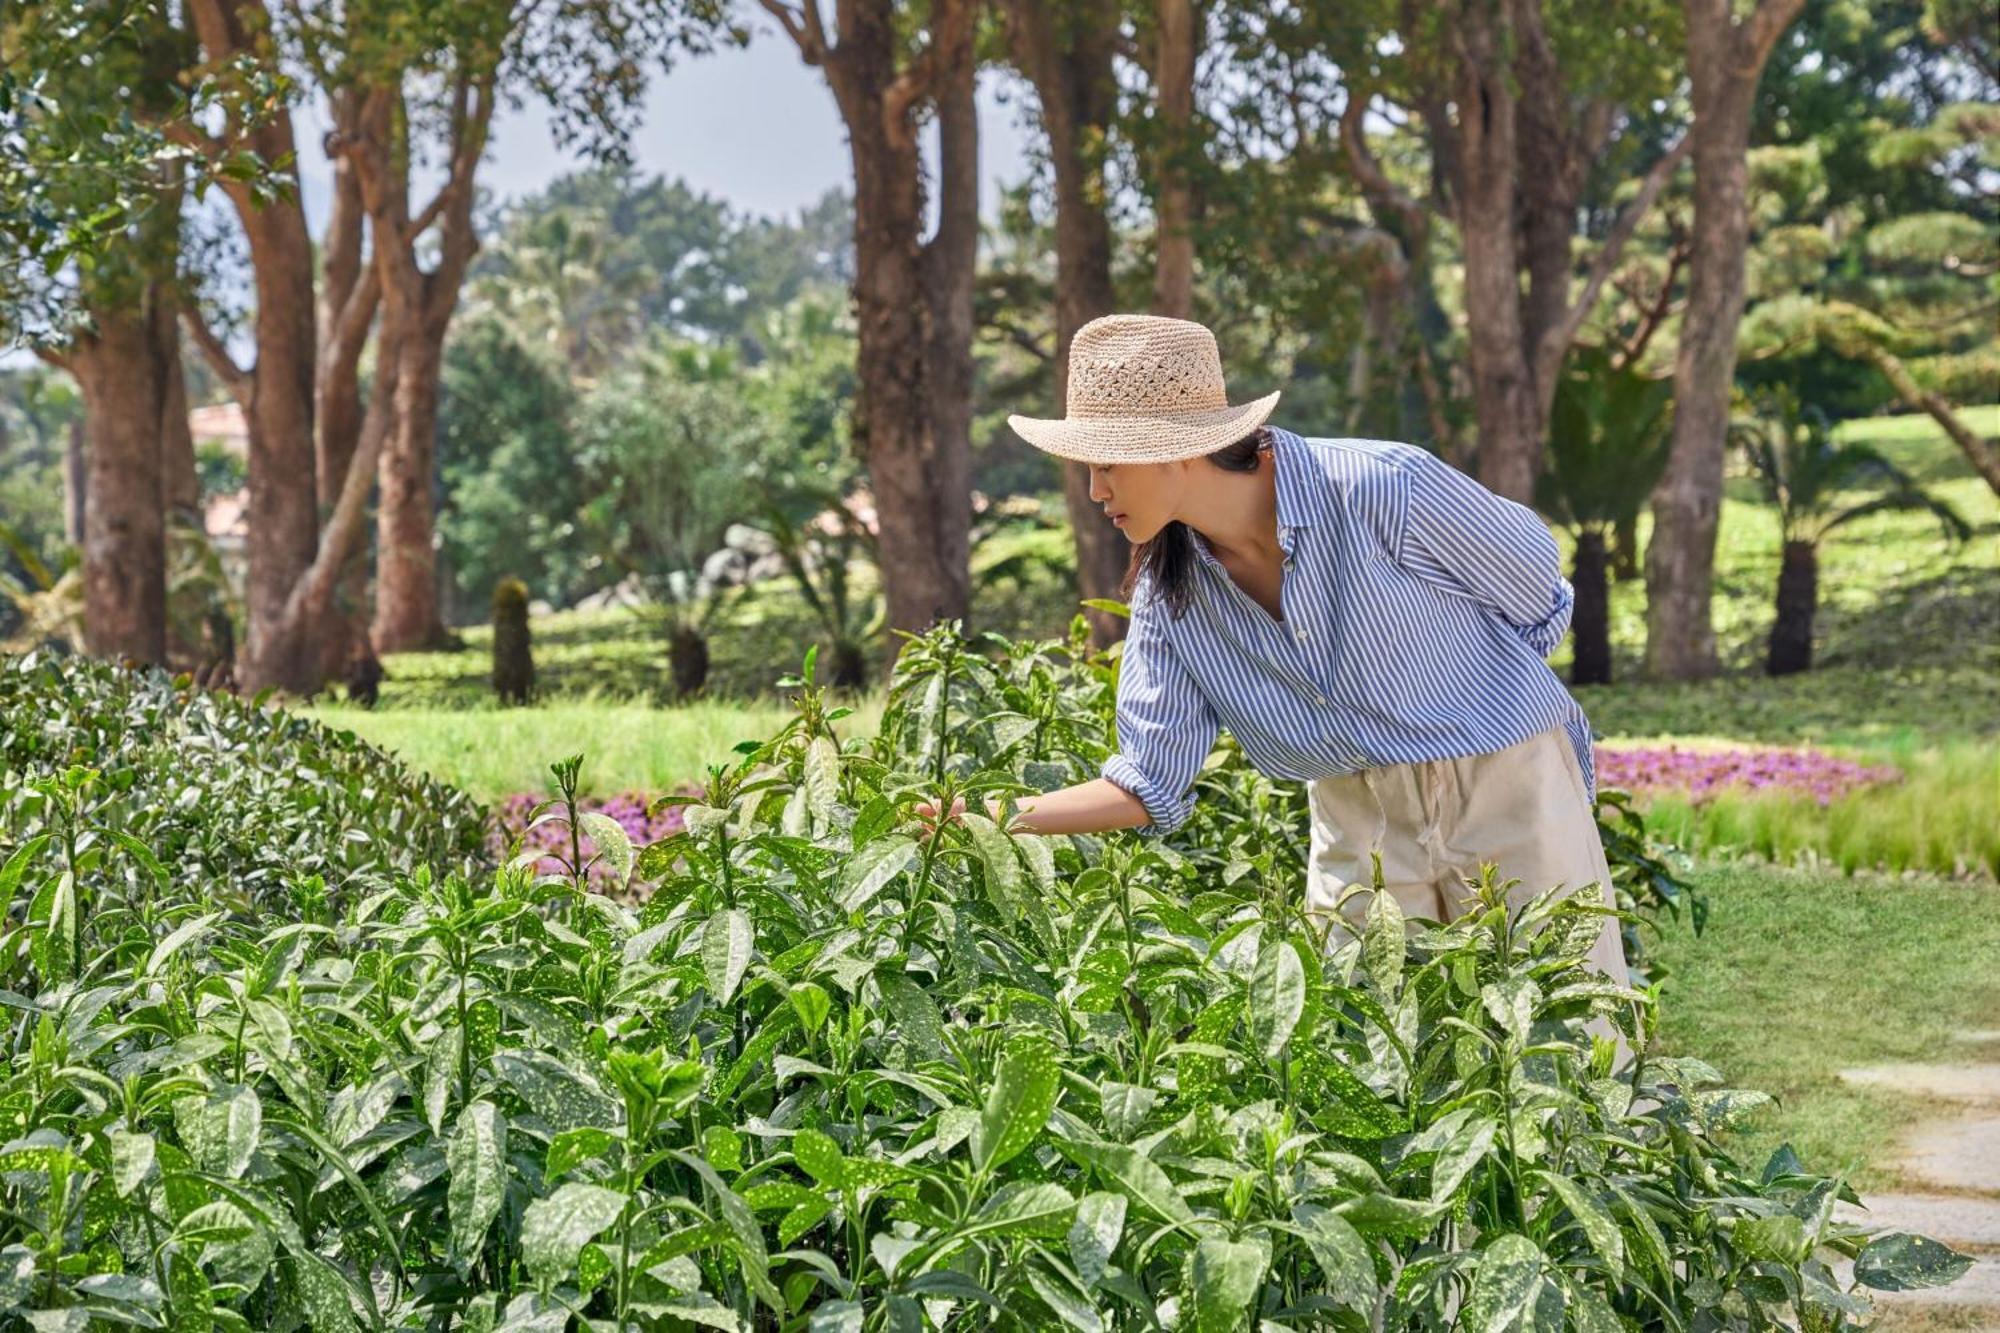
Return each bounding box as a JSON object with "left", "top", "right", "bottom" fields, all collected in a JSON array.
[
  {"left": 488, "top": 786, "right": 699, "bottom": 886},
  {"left": 1593, "top": 744, "right": 1902, "bottom": 807}
]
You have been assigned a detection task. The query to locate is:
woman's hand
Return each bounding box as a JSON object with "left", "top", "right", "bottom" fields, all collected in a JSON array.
[{"left": 913, "top": 793, "right": 999, "bottom": 835}]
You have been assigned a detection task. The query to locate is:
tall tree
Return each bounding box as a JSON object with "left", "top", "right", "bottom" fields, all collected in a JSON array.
[
  {"left": 1335, "top": 0, "right": 1689, "bottom": 503},
  {"left": 1643, "top": 0, "right": 1806, "bottom": 680},
  {"left": 178, "top": 0, "right": 720, "bottom": 688},
  {"left": 758, "top": 0, "right": 978, "bottom": 655},
  {"left": 998, "top": 0, "right": 1127, "bottom": 648},
  {"left": 1149, "top": 0, "right": 1198, "bottom": 319}
]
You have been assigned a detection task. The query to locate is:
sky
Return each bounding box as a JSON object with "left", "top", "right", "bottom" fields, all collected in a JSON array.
[{"left": 293, "top": 13, "right": 1042, "bottom": 239}]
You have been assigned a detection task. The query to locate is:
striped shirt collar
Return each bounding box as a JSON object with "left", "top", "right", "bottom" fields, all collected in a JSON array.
[{"left": 1185, "top": 425, "right": 1328, "bottom": 570}]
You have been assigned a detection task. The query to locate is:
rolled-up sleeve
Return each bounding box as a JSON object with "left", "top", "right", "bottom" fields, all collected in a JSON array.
[
  {"left": 1099, "top": 601, "right": 1220, "bottom": 838},
  {"left": 1388, "top": 447, "right": 1574, "bottom": 658}
]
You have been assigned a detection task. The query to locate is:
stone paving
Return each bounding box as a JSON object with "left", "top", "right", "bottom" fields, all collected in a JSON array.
[{"left": 1830, "top": 1037, "right": 2000, "bottom": 1323}]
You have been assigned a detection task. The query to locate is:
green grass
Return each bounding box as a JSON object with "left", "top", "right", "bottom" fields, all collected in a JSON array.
[
  {"left": 313, "top": 690, "right": 888, "bottom": 803},
  {"left": 1650, "top": 863, "right": 2000, "bottom": 1195}
]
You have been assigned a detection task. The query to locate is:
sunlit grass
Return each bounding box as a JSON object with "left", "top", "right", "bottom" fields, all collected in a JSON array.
[{"left": 1651, "top": 863, "right": 2000, "bottom": 1195}]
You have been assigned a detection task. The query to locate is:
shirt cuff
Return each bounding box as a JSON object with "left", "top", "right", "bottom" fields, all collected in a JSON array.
[
  {"left": 1515, "top": 578, "right": 1575, "bottom": 658},
  {"left": 1100, "top": 754, "right": 1191, "bottom": 839}
]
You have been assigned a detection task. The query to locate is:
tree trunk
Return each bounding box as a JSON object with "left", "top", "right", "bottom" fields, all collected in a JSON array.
[
  {"left": 1446, "top": 4, "right": 1540, "bottom": 504},
  {"left": 1611, "top": 512, "right": 1640, "bottom": 580},
  {"left": 374, "top": 329, "right": 448, "bottom": 650},
  {"left": 69, "top": 294, "right": 169, "bottom": 665},
  {"left": 156, "top": 293, "right": 199, "bottom": 520},
  {"left": 185, "top": 0, "right": 321, "bottom": 693},
  {"left": 1766, "top": 539, "right": 1816, "bottom": 675},
  {"left": 1570, "top": 528, "right": 1612, "bottom": 686},
  {"left": 1645, "top": 0, "right": 1804, "bottom": 681},
  {"left": 1151, "top": 0, "right": 1196, "bottom": 320},
  {"left": 920, "top": 0, "right": 978, "bottom": 641},
  {"left": 1004, "top": 0, "right": 1127, "bottom": 648},
  {"left": 764, "top": 0, "right": 977, "bottom": 659},
  {"left": 64, "top": 419, "right": 86, "bottom": 548}
]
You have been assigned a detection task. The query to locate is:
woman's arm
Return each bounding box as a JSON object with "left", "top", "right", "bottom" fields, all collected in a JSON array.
[{"left": 915, "top": 779, "right": 1152, "bottom": 837}]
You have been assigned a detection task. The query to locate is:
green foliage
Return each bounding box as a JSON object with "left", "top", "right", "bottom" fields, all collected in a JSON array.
[
  {"left": 1537, "top": 345, "right": 1675, "bottom": 534},
  {"left": 0, "top": 650, "right": 486, "bottom": 901},
  {"left": 0, "top": 624, "right": 1964, "bottom": 1329},
  {"left": 492, "top": 576, "right": 535, "bottom": 706},
  {"left": 1734, "top": 387, "right": 1973, "bottom": 548}
]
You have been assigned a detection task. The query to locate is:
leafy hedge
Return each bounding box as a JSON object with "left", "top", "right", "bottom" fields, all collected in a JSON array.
[
  {"left": 0, "top": 649, "right": 487, "bottom": 907},
  {"left": 0, "top": 627, "right": 1968, "bottom": 1331}
]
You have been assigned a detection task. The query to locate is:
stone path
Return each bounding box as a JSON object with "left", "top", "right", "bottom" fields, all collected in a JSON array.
[{"left": 1830, "top": 1041, "right": 2000, "bottom": 1323}]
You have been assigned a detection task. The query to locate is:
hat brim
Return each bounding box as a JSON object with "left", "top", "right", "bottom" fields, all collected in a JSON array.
[{"left": 1007, "top": 391, "right": 1281, "bottom": 465}]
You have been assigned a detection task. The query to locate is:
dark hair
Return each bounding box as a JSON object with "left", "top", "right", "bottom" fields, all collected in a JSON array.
[{"left": 1118, "top": 426, "right": 1272, "bottom": 621}]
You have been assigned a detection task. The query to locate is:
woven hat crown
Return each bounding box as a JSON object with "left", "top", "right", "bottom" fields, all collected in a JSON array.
[{"left": 1066, "top": 314, "right": 1230, "bottom": 420}]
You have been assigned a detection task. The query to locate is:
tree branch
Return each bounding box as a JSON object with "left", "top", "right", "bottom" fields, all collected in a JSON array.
[
  {"left": 758, "top": 0, "right": 827, "bottom": 63},
  {"left": 1539, "top": 129, "right": 1693, "bottom": 382},
  {"left": 1340, "top": 88, "right": 1430, "bottom": 238},
  {"left": 180, "top": 305, "right": 253, "bottom": 405},
  {"left": 1742, "top": 0, "right": 1808, "bottom": 70}
]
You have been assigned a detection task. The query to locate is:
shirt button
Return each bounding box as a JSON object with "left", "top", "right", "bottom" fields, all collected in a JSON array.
[{"left": 1294, "top": 628, "right": 1308, "bottom": 642}]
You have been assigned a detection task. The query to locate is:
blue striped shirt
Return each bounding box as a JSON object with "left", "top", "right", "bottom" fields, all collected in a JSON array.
[{"left": 1100, "top": 426, "right": 1595, "bottom": 837}]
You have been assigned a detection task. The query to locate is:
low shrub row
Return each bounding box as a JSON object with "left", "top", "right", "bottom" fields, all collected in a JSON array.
[{"left": 0, "top": 627, "right": 1969, "bottom": 1330}]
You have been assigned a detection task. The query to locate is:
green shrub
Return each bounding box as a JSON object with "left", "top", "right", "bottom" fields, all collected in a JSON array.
[
  {"left": 0, "top": 627, "right": 1965, "bottom": 1330},
  {"left": 493, "top": 576, "right": 536, "bottom": 706},
  {"left": 0, "top": 649, "right": 487, "bottom": 906}
]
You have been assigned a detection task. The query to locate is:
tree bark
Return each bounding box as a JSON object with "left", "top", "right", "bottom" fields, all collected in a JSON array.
[
  {"left": 1645, "top": 0, "right": 1805, "bottom": 680},
  {"left": 64, "top": 419, "right": 86, "bottom": 548},
  {"left": 1443, "top": 3, "right": 1540, "bottom": 503},
  {"left": 1570, "top": 528, "right": 1612, "bottom": 686},
  {"left": 1002, "top": 0, "right": 1127, "bottom": 649},
  {"left": 920, "top": 0, "right": 978, "bottom": 639},
  {"left": 360, "top": 76, "right": 495, "bottom": 653},
  {"left": 69, "top": 292, "right": 169, "bottom": 665},
  {"left": 1766, "top": 539, "right": 1815, "bottom": 676},
  {"left": 1151, "top": 0, "right": 1196, "bottom": 320},
  {"left": 184, "top": 0, "right": 321, "bottom": 692}
]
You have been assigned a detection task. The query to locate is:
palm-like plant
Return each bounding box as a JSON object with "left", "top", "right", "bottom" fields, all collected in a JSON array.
[
  {"left": 1535, "top": 344, "right": 1674, "bottom": 685},
  {"left": 1734, "top": 386, "right": 1972, "bottom": 676}
]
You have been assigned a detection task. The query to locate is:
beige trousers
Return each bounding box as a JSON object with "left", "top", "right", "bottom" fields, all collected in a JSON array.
[{"left": 1304, "top": 724, "right": 1634, "bottom": 1060}]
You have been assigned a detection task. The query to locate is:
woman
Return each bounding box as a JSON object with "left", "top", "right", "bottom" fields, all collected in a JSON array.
[{"left": 919, "top": 313, "right": 1630, "bottom": 1006}]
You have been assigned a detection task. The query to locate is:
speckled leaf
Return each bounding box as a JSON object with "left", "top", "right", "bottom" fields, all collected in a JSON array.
[
  {"left": 423, "top": 1025, "right": 463, "bottom": 1135},
  {"left": 803, "top": 736, "right": 841, "bottom": 821},
  {"left": 520, "top": 1183, "right": 627, "bottom": 1287},
  {"left": 973, "top": 1035, "right": 1060, "bottom": 1173},
  {"left": 1363, "top": 887, "right": 1404, "bottom": 998},
  {"left": 1068, "top": 1191, "right": 1126, "bottom": 1288},
  {"left": 491, "top": 1049, "right": 618, "bottom": 1133},
  {"left": 1463, "top": 1233, "right": 1543, "bottom": 1331},
  {"left": 1056, "top": 1138, "right": 1193, "bottom": 1224},
  {"left": 1248, "top": 937, "right": 1305, "bottom": 1059},
  {"left": 839, "top": 836, "right": 917, "bottom": 913},
  {"left": 448, "top": 1101, "right": 507, "bottom": 1262},
  {"left": 1290, "top": 1203, "right": 1375, "bottom": 1312},
  {"left": 577, "top": 812, "right": 633, "bottom": 882},
  {"left": 109, "top": 1129, "right": 154, "bottom": 1198},
  {"left": 1188, "top": 1235, "right": 1269, "bottom": 1333},
  {"left": 1535, "top": 1171, "right": 1624, "bottom": 1283},
  {"left": 703, "top": 908, "right": 754, "bottom": 1005}
]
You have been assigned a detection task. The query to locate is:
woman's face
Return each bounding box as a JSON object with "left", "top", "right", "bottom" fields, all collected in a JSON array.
[{"left": 1087, "top": 459, "right": 1186, "bottom": 544}]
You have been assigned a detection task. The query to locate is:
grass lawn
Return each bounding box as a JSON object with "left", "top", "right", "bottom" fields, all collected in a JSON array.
[{"left": 1649, "top": 863, "right": 2000, "bottom": 1195}]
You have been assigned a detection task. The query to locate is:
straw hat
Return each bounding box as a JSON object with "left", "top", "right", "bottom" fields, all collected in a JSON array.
[{"left": 1007, "top": 313, "right": 1282, "bottom": 465}]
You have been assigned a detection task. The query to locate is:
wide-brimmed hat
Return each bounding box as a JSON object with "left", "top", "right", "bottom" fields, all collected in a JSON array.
[{"left": 1008, "top": 313, "right": 1281, "bottom": 465}]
